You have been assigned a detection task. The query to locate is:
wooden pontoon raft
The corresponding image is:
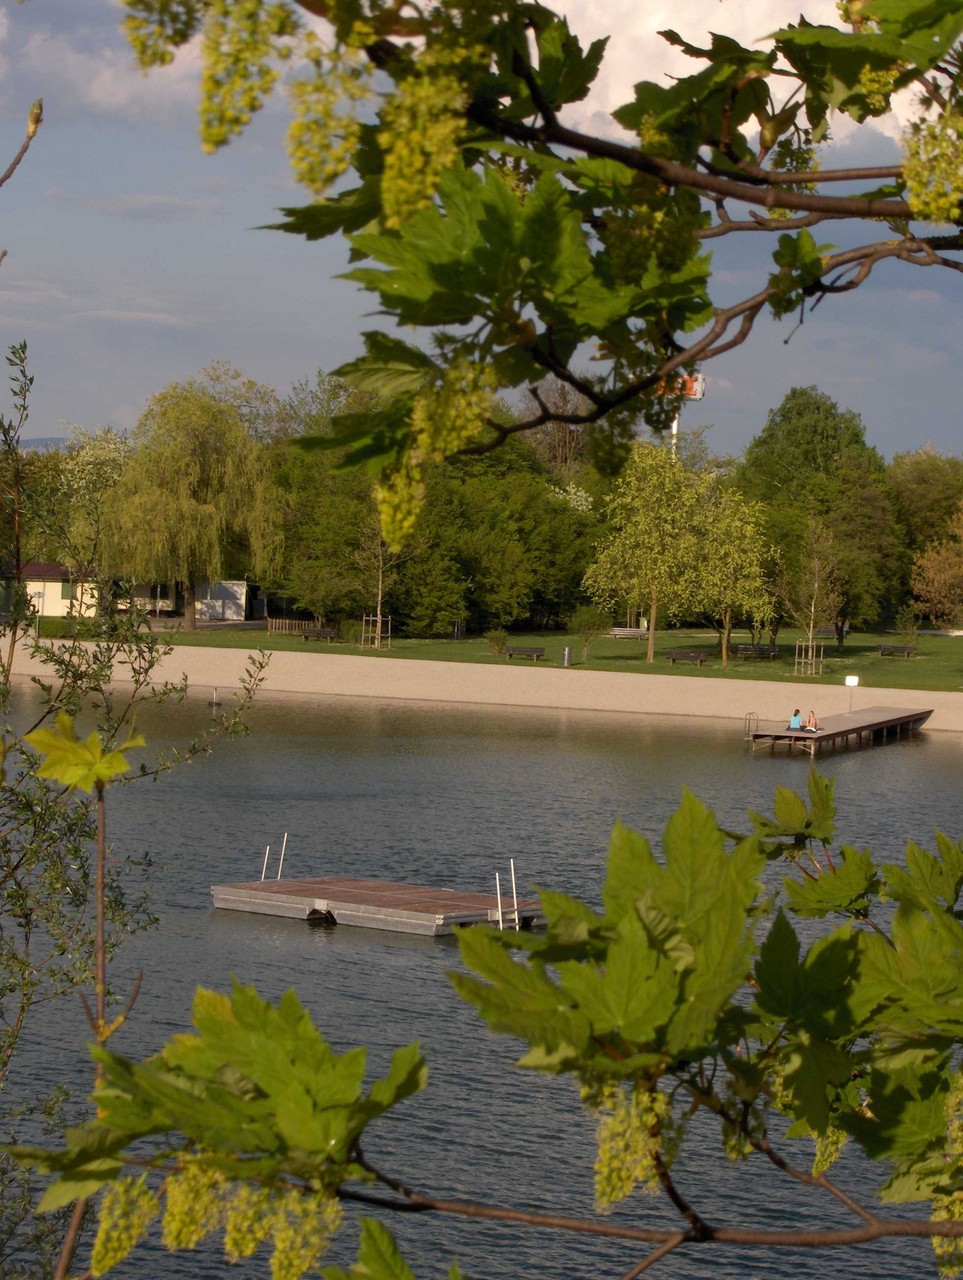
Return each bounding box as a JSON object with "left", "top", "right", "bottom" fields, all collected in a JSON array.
[
  {"left": 210, "top": 875, "right": 543, "bottom": 936},
  {"left": 749, "top": 706, "right": 932, "bottom": 756}
]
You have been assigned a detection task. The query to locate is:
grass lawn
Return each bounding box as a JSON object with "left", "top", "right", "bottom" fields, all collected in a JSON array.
[{"left": 47, "top": 622, "right": 962, "bottom": 695}]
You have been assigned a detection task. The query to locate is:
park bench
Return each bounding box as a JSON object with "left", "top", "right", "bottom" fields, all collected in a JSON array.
[
  {"left": 303, "top": 627, "right": 338, "bottom": 643},
  {"left": 609, "top": 627, "right": 647, "bottom": 640},
  {"left": 814, "top": 626, "right": 836, "bottom": 639},
  {"left": 736, "top": 644, "right": 778, "bottom": 660},
  {"left": 878, "top": 644, "right": 916, "bottom": 658},
  {"left": 666, "top": 650, "right": 706, "bottom": 666},
  {"left": 505, "top": 645, "right": 545, "bottom": 661}
]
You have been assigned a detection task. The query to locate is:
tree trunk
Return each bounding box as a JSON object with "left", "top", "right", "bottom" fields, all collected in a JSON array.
[
  {"left": 374, "top": 542, "right": 384, "bottom": 648},
  {"left": 720, "top": 606, "right": 732, "bottom": 668},
  {"left": 646, "top": 593, "right": 657, "bottom": 663},
  {"left": 183, "top": 579, "right": 197, "bottom": 631}
]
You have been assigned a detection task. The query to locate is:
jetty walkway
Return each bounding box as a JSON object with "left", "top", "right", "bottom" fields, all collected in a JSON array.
[{"left": 748, "top": 706, "right": 932, "bottom": 755}]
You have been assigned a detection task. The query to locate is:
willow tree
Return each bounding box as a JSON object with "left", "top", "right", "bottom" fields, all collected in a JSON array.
[{"left": 104, "top": 378, "right": 281, "bottom": 629}]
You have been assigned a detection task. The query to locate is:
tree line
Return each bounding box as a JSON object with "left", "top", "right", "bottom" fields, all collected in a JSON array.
[{"left": 12, "top": 367, "right": 963, "bottom": 646}]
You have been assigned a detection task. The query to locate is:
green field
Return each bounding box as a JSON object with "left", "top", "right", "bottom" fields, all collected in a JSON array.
[{"left": 49, "top": 623, "right": 962, "bottom": 694}]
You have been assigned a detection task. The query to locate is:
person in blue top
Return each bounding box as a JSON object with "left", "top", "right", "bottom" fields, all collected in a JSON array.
[{"left": 788, "top": 709, "right": 802, "bottom": 729}]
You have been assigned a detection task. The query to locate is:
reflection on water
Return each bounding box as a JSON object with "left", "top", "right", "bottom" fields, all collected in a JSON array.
[{"left": 10, "top": 691, "right": 963, "bottom": 1279}]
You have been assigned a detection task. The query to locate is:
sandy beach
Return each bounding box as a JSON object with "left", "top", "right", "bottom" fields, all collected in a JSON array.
[{"left": 10, "top": 640, "right": 962, "bottom": 733}]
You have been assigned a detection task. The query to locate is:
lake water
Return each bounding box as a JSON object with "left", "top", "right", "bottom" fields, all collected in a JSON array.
[{"left": 10, "top": 693, "right": 963, "bottom": 1279}]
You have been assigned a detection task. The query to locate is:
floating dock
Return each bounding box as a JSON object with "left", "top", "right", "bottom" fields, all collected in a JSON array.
[
  {"left": 749, "top": 706, "right": 932, "bottom": 755},
  {"left": 211, "top": 875, "right": 543, "bottom": 936}
]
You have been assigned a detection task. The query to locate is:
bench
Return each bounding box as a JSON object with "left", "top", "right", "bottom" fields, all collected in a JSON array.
[
  {"left": 666, "top": 650, "right": 706, "bottom": 666},
  {"left": 736, "top": 644, "right": 778, "bottom": 660},
  {"left": 878, "top": 644, "right": 916, "bottom": 658},
  {"left": 303, "top": 628, "right": 338, "bottom": 642},
  {"left": 814, "top": 627, "right": 836, "bottom": 639},
  {"left": 610, "top": 627, "right": 647, "bottom": 640},
  {"left": 505, "top": 646, "right": 545, "bottom": 662}
]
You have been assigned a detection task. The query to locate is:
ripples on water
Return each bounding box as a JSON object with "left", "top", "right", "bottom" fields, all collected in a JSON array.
[{"left": 10, "top": 692, "right": 963, "bottom": 1279}]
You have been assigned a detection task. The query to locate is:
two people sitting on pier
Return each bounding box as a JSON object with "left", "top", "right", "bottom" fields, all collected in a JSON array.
[{"left": 788, "top": 708, "right": 820, "bottom": 731}]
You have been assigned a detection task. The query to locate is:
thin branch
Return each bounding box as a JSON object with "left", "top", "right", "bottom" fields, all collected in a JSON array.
[
  {"left": 53, "top": 1198, "right": 88, "bottom": 1280},
  {"left": 619, "top": 1234, "right": 687, "bottom": 1278},
  {"left": 653, "top": 1153, "right": 712, "bottom": 1239},
  {"left": 338, "top": 1182, "right": 963, "bottom": 1248},
  {"left": 0, "top": 101, "right": 43, "bottom": 192},
  {"left": 754, "top": 1132, "right": 879, "bottom": 1224},
  {"left": 339, "top": 1182, "right": 684, "bottom": 1243},
  {"left": 465, "top": 103, "right": 915, "bottom": 220},
  {"left": 697, "top": 1081, "right": 880, "bottom": 1225},
  {"left": 115, "top": 969, "right": 144, "bottom": 1027},
  {"left": 701, "top": 211, "right": 830, "bottom": 238}
]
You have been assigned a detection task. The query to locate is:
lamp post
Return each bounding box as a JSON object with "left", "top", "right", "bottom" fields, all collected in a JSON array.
[
  {"left": 845, "top": 674, "right": 859, "bottom": 713},
  {"left": 665, "top": 372, "right": 706, "bottom": 458}
]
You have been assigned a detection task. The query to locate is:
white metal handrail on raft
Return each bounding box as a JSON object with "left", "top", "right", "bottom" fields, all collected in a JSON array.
[
  {"left": 260, "top": 832, "right": 289, "bottom": 881},
  {"left": 494, "top": 858, "right": 521, "bottom": 931}
]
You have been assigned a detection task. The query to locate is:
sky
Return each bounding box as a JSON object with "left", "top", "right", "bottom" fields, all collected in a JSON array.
[{"left": 0, "top": 0, "right": 959, "bottom": 461}]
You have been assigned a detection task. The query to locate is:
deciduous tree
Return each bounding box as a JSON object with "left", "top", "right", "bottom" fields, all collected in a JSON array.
[
  {"left": 912, "top": 506, "right": 963, "bottom": 625},
  {"left": 120, "top": 0, "right": 963, "bottom": 541},
  {"left": 37, "top": 427, "right": 131, "bottom": 591},
  {"left": 737, "top": 386, "right": 905, "bottom": 637},
  {"left": 584, "top": 444, "right": 706, "bottom": 662},
  {"left": 696, "top": 486, "right": 775, "bottom": 663},
  {"left": 271, "top": 443, "right": 376, "bottom": 625},
  {"left": 889, "top": 445, "right": 963, "bottom": 554},
  {"left": 393, "top": 442, "right": 596, "bottom": 634}
]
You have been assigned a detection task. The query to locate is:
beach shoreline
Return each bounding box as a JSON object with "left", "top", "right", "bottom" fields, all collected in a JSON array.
[{"left": 10, "top": 640, "right": 962, "bottom": 734}]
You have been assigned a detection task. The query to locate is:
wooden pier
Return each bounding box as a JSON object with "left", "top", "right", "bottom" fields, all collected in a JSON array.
[
  {"left": 210, "top": 875, "right": 543, "bottom": 936},
  {"left": 749, "top": 706, "right": 932, "bottom": 756}
]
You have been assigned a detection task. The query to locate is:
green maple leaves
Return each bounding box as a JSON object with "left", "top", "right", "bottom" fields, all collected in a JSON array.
[
  {"left": 341, "top": 161, "right": 708, "bottom": 379},
  {"left": 10, "top": 982, "right": 427, "bottom": 1211},
  {"left": 454, "top": 776, "right": 963, "bottom": 1202}
]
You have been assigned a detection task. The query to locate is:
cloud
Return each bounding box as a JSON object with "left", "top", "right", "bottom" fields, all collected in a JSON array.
[
  {"left": 555, "top": 2, "right": 834, "bottom": 113},
  {"left": 18, "top": 27, "right": 201, "bottom": 122},
  {"left": 81, "top": 192, "right": 222, "bottom": 222},
  {"left": 899, "top": 287, "right": 955, "bottom": 308},
  {"left": 553, "top": 0, "right": 908, "bottom": 150},
  {"left": 0, "top": 262, "right": 196, "bottom": 332},
  {"left": 69, "top": 307, "right": 192, "bottom": 327}
]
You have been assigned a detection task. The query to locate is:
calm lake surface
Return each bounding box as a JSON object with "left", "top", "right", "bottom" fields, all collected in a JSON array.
[{"left": 11, "top": 692, "right": 963, "bottom": 1279}]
